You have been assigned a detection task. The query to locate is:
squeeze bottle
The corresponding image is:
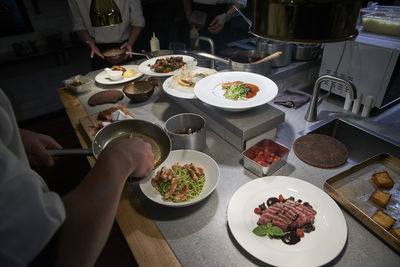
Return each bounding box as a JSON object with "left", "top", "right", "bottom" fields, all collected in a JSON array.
[
  {"left": 150, "top": 32, "right": 160, "bottom": 52},
  {"left": 190, "top": 26, "right": 199, "bottom": 50}
]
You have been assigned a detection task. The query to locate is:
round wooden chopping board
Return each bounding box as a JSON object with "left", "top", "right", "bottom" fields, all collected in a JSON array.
[{"left": 293, "top": 134, "right": 348, "bottom": 168}]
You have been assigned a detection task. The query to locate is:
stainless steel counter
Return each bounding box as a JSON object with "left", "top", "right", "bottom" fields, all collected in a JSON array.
[{"left": 76, "top": 66, "right": 400, "bottom": 266}]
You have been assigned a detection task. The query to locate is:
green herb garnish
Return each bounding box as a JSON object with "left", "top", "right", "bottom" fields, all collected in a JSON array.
[{"left": 253, "top": 222, "right": 285, "bottom": 238}]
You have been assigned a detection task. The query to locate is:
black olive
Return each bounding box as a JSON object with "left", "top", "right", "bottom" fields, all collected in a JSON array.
[
  {"left": 266, "top": 197, "right": 279, "bottom": 207},
  {"left": 258, "top": 202, "right": 267, "bottom": 211},
  {"left": 297, "top": 199, "right": 302, "bottom": 203}
]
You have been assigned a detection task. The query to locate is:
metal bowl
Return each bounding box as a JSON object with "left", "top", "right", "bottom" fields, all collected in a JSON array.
[
  {"left": 103, "top": 48, "right": 126, "bottom": 64},
  {"left": 123, "top": 81, "right": 155, "bottom": 103}
]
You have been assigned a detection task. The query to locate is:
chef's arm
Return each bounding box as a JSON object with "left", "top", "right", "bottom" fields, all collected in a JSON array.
[
  {"left": 120, "top": 25, "right": 143, "bottom": 56},
  {"left": 75, "top": 30, "right": 103, "bottom": 59},
  {"left": 55, "top": 137, "right": 154, "bottom": 267}
]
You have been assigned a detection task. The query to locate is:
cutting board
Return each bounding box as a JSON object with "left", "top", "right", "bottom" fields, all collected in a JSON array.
[
  {"left": 79, "top": 105, "right": 134, "bottom": 140},
  {"left": 293, "top": 134, "right": 348, "bottom": 168}
]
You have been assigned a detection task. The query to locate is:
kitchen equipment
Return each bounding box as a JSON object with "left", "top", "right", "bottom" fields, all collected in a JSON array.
[
  {"left": 292, "top": 44, "right": 322, "bottom": 61},
  {"left": 293, "top": 134, "right": 348, "bottom": 168},
  {"left": 196, "top": 50, "right": 272, "bottom": 76},
  {"left": 360, "top": 5, "right": 400, "bottom": 37},
  {"left": 324, "top": 153, "right": 400, "bottom": 253},
  {"left": 164, "top": 113, "right": 206, "bottom": 151},
  {"left": 251, "top": 0, "right": 362, "bottom": 43},
  {"left": 256, "top": 39, "right": 292, "bottom": 67},
  {"left": 103, "top": 48, "right": 126, "bottom": 64},
  {"left": 48, "top": 119, "right": 171, "bottom": 169},
  {"left": 250, "top": 51, "right": 282, "bottom": 64},
  {"left": 319, "top": 32, "right": 400, "bottom": 108},
  {"left": 242, "top": 139, "right": 289, "bottom": 177},
  {"left": 123, "top": 80, "right": 155, "bottom": 103}
]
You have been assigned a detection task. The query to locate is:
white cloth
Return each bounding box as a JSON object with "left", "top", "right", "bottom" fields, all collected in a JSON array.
[
  {"left": 68, "top": 0, "right": 145, "bottom": 44},
  {"left": 193, "top": 0, "right": 247, "bottom": 6},
  {"left": 0, "top": 89, "right": 65, "bottom": 267}
]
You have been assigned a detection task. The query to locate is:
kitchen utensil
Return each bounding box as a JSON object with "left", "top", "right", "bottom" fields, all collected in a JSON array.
[
  {"left": 250, "top": 51, "right": 282, "bottom": 64},
  {"left": 251, "top": 0, "right": 362, "bottom": 43},
  {"left": 293, "top": 134, "right": 348, "bottom": 168},
  {"left": 256, "top": 39, "right": 292, "bottom": 67},
  {"left": 242, "top": 139, "right": 289, "bottom": 177},
  {"left": 292, "top": 44, "right": 322, "bottom": 61},
  {"left": 196, "top": 50, "right": 271, "bottom": 76},
  {"left": 164, "top": 113, "right": 206, "bottom": 151},
  {"left": 233, "top": 5, "right": 252, "bottom": 27},
  {"left": 123, "top": 80, "right": 155, "bottom": 103},
  {"left": 125, "top": 51, "right": 151, "bottom": 59},
  {"left": 48, "top": 119, "right": 171, "bottom": 169},
  {"left": 103, "top": 48, "right": 126, "bottom": 64}
]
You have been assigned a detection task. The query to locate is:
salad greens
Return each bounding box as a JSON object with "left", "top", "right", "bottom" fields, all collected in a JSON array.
[
  {"left": 253, "top": 222, "right": 285, "bottom": 238},
  {"left": 223, "top": 83, "right": 247, "bottom": 100}
]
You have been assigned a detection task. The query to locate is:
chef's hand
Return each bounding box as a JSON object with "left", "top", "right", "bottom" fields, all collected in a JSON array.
[
  {"left": 19, "top": 129, "right": 62, "bottom": 167},
  {"left": 99, "top": 136, "right": 154, "bottom": 179},
  {"left": 86, "top": 40, "right": 104, "bottom": 59},
  {"left": 120, "top": 42, "right": 132, "bottom": 59},
  {"left": 208, "top": 13, "right": 227, "bottom": 34}
]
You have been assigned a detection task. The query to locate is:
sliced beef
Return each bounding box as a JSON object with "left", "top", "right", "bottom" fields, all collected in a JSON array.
[{"left": 257, "top": 200, "right": 316, "bottom": 231}]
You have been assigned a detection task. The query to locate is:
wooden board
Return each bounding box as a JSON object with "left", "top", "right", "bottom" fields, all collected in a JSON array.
[
  {"left": 293, "top": 134, "right": 348, "bottom": 168},
  {"left": 79, "top": 105, "right": 134, "bottom": 140}
]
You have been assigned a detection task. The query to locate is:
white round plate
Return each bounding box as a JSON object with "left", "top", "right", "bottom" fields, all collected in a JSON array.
[
  {"left": 162, "top": 66, "right": 217, "bottom": 99},
  {"left": 139, "top": 150, "right": 220, "bottom": 207},
  {"left": 194, "top": 71, "right": 278, "bottom": 112},
  {"left": 138, "top": 54, "right": 198, "bottom": 77},
  {"left": 95, "top": 65, "right": 142, "bottom": 85},
  {"left": 227, "top": 176, "right": 347, "bottom": 267}
]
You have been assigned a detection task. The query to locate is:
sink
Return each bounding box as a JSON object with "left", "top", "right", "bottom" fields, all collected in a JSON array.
[{"left": 299, "top": 118, "right": 400, "bottom": 164}]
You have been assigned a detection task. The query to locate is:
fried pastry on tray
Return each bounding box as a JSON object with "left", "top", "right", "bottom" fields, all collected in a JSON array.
[
  {"left": 369, "top": 189, "right": 392, "bottom": 208},
  {"left": 371, "top": 210, "right": 396, "bottom": 230},
  {"left": 371, "top": 171, "right": 394, "bottom": 189},
  {"left": 390, "top": 228, "right": 400, "bottom": 240}
]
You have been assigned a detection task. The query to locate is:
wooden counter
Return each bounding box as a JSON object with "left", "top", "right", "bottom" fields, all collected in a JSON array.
[{"left": 57, "top": 87, "right": 181, "bottom": 267}]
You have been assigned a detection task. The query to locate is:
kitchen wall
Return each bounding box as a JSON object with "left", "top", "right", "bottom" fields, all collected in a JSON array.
[{"left": 0, "top": 0, "right": 90, "bottom": 122}]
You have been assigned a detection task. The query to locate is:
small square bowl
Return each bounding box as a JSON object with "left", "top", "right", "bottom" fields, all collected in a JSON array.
[
  {"left": 243, "top": 139, "right": 289, "bottom": 177},
  {"left": 63, "top": 75, "right": 94, "bottom": 93}
]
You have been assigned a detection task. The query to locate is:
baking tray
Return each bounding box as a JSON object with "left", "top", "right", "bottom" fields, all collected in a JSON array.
[{"left": 324, "top": 154, "right": 400, "bottom": 253}]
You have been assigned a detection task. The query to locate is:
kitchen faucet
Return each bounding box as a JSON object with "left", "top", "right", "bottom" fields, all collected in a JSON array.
[
  {"left": 195, "top": 36, "right": 215, "bottom": 69},
  {"left": 304, "top": 75, "right": 357, "bottom": 122}
]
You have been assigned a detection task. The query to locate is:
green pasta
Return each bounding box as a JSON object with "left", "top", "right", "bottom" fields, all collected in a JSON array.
[{"left": 155, "top": 167, "right": 206, "bottom": 202}]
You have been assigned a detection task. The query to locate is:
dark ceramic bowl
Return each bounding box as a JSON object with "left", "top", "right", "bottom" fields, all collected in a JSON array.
[
  {"left": 103, "top": 48, "right": 126, "bottom": 64},
  {"left": 123, "top": 81, "right": 155, "bottom": 103}
]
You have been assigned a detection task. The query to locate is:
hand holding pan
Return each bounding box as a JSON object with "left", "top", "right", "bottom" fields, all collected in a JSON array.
[{"left": 48, "top": 120, "right": 172, "bottom": 182}]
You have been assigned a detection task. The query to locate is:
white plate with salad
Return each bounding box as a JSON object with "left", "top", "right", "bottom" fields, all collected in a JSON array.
[
  {"left": 138, "top": 54, "right": 198, "bottom": 77},
  {"left": 139, "top": 150, "right": 220, "bottom": 207},
  {"left": 227, "top": 176, "right": 347, "bottom": 267},
  {"left": 193, "top": 71, "right": 278, "bottom": 112}
]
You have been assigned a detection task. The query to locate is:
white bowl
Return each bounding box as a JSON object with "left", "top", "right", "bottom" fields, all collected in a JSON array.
[{"left": 108, "top": 70, "right": 123, "bottom": 81}]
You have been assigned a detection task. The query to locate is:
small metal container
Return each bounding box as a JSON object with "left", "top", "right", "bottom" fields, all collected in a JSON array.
[
  {"left": 243, "top": 139, "right": 289, "bottom": 177},
  {"left": 165, "top": 113, "right": 206, "bottom": 151},
  {"left": 292, "top": 44, "right": 322, "bottom": 61}
]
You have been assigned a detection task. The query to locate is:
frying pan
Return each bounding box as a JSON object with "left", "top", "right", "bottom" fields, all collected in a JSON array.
[{"left": 49, "top": 119, "right": 171, "bottom": 169}]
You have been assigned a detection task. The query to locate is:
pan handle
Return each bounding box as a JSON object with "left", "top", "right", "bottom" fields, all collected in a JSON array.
[
  {"left": 195, "top": 52, "right": 229, "bottom": 65},
  {"left": 48, "top": 149, "right": 93, "bottom": 157}
]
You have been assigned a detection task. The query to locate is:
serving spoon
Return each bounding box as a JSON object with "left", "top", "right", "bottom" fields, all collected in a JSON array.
[{"left": 250, "top": 51, "right": 283, "bottom": 64}]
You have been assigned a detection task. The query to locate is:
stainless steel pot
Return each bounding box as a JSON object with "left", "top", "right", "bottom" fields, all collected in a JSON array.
[
  {"left": 251, "top": 0, "right": 362, "bottom": 43},
  {"left": 256, "top": 39, "right": 292, "bottom": 67},
  {"left": 165, "top": 113, "right": 206, "bottom": 151},
  {"left": 292, "top": 44, "right": 322, "bottom": 61},
  {"left": 196, "top": 50, "right": 272, "bottom": 76},
  {"left": 48, "top": 119, "right": 171, "bottom": 168}
]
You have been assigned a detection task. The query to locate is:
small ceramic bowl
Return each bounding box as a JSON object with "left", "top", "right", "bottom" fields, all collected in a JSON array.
[
  {"left": 103, "top": 48, "right": 126, "bottom": 64},
  {"left": 123, "top": 81, "right": 155, "bottom": 102},
  {"left": 108, "top": 70, "right": 123, "bottom": 80}
]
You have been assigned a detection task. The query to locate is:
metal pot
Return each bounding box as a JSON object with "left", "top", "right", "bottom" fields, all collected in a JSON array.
[
  {"left": 292, "top": 44, "right": 322, "bottom": 61},
  {"left": 165, "top": 113, "right": 206, "bottom": 151},
  {"left": 196, "top": 50, "right": 272, "bottom": 76},
  {"left": 256, "top": 39, "right": 292, "bottom": 67},
  {"left": 48, "top": 119, "right": 171, "bottom": 169},
  {"left": 251, "top": 0, "right": 362, "bottom": 43}
]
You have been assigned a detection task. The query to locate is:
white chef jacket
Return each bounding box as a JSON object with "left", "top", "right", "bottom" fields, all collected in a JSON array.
[
  {"left": 68, "top": 0, "right": 145, "bottom": 44},
  {"left": 0, "top": 89, "right": 65, "bottom": 267}
]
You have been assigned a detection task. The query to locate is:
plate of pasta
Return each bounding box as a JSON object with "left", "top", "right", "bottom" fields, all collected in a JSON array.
[{"left": 139, "top": 150, "right": 220, "bottom": 207}]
